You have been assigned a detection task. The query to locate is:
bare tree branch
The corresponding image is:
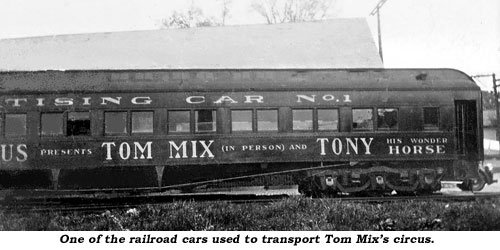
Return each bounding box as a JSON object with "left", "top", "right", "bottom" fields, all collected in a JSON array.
[
  {"left": 251, "top": 0, "right": 336, "bottom": 24},
  {"left": 161, "top": 2, "right": 223, "bottom": 29}
]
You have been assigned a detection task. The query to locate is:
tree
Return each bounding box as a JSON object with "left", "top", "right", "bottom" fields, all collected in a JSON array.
[
  {"left": 161, "top": 0, "right": 232, "bottom": 29},
  {"left": 251, "top": 0, "right": 335, "bottom": 24},
  {"left": 161, "top": 4, "right": 219, "bottom": 29}
]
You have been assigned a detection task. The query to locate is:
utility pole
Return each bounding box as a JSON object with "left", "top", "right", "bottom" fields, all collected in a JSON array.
[
  {"left": 473, "top": 74, "right": 500, "bottom": 141},
  {"left": 370, "top": 0, "right": 388, "bottom": 62},
  {"left": 493, "top": 73, "right": 499, "bottom": 142}
]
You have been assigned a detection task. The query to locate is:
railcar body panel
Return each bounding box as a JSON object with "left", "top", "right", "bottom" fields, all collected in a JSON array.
[{"left": 0, "top": 132, "right": 457, "bottom": 169}]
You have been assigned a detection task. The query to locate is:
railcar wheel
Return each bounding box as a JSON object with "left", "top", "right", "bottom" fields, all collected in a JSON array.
[
  {"left": 457, "top": 171, "right": 486, "bottom": 192},
  {"left": 471, "top": 171, "right": 487, "bottom": 191},
  {"left": 298, "top": 177, "right": 333, "bottom": 198}
]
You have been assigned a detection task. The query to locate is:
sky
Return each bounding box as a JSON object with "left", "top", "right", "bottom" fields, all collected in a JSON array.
[{"left": 0, "top": 0, "right": 498, "bottom": 89}]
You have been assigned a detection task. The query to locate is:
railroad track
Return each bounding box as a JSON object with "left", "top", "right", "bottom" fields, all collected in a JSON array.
[
  {"left": 0, "top": 193, "right": 287, "bottom": 213},
  {"left": 1, "top": 191, "right": 499, "bottom": 214},
  {"left": 334, "top": 191, "right": 500, "bottom": 202}
]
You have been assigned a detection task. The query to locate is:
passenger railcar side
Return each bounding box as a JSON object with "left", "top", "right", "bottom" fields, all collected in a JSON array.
[{"left": 0, "top": 69, "right": 486, "bottom": 195}]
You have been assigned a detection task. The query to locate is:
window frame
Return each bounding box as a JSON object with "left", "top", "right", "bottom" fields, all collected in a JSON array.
[
  {"left": 423, "top": 107, "right": 440, "bottom": 130},
  {"left": 194, "top": 109, "right": 217, "bottom": 133},
  {"left": 3, "top": 113, "right": 28, "bottom": 137},
  {"left": 104, "top": 110, "right": 156, "bottom": 136},
  {"left": 292, "top": 108, "right": 314, "bottom": 132},
  {"left": 66, "top": 111, "right": 92, "bottom": 137},
  {"left": 230, "top": 109, "right": 254, "bottom": 133},
  {"left": 256, "top": 108, "right": 279, "bottom": 132},
  {"left": 316, "top": 108, "right": 340, "bottom": 132},
  {"left": 352, "top": 107, "right": 374, "bottom": 132},
  {"left": 104, "top": 110, "right": 129, "bottom": 136},
  {"left": 167, "top": 110, "right": 192, "bottom": 134},
  {"left": 131, "top": 110, "right": 154, "bottom": 135},
  {"left": 40, "top": 112, "right": 65, "bottom": 137},
  {"left": 376, "top": 107, "right": 399, "bottom": 131}
]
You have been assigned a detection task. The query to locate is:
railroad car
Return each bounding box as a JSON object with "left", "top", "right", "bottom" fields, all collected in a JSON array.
[{"left": 0, "top": 68, "right": 493, "bottom": 196}]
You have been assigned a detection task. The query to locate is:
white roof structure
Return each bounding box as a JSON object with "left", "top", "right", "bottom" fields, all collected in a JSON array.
[{"left": 0, "top": 18, "right": 383, "bottom": 71}]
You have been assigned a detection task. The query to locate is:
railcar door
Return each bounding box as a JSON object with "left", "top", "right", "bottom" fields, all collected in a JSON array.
[{"left": 455, "top": 100, "right": 478, "bottom": 158}]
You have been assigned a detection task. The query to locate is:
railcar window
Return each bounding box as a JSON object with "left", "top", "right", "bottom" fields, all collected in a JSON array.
[
  {"left": 231, "top": 110, "right": 252, "bottom": 132},
  {"left": 5, "top": 114, "right": 27, "bottom": 136},
  {"left": 105, "top": 111, "right": 127, "bottom": 135},
  {"left": 41, "top": 113, "right": 64, "bottom": 136},
  {"left": 318, "top": 109, "right": 339, "bottom": 131},
  {"left": 352, "top": 109, "right": 373, "bottom": 131},
  {"left": 132, "top": 111, "right": 153, "bottom": 134},
  {"left": 168, "top": 111, "right": 190, "bottom": 133},
  {"left": 377, "top": 108, "right": 398, "bottom": 130},
  {"left": 257, "top": 110, "right": 278, "bottom": 132},
  {"left": 67, "top": 112, "right": 90, "bottom": 136},
  {"left": 195, "top": 110, "right": 216, "bottom": 132},
  {"left": 292, "top": 109, "right": 313, "bottom": 131},
  {"left": 424, "top": 107, "right": 439, "bottom": 130}
]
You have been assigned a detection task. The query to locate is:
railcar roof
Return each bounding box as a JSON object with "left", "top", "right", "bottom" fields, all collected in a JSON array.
[{"left": 0, "top": 68, "right": 479, "bottom": 93}]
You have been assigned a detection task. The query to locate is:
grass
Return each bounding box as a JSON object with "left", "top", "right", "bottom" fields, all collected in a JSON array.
[{"left": 1, "top": 197, "right": 500, "bottom": 230}]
